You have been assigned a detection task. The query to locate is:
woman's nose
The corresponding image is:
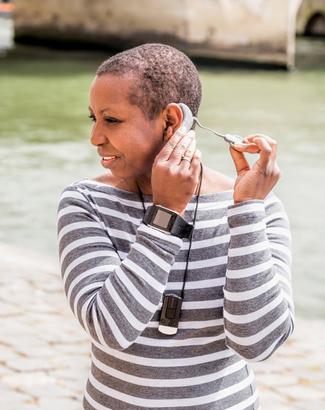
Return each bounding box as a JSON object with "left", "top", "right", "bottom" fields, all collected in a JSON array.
[{"left": 90, "top": 123, "right": 109, "bottom": 146}]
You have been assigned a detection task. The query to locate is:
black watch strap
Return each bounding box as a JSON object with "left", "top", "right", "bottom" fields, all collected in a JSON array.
[{"left": 143, "top": 205, "right": 193, "bottom": 239}]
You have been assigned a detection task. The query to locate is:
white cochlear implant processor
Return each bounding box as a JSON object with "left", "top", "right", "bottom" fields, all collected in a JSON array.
[{"left": 178, "top": 103, "right": 245, "bottom": 146}]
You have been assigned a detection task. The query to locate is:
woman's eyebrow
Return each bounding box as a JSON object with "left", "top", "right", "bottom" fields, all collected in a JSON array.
[
  {"left": 100, "top": 107, "right": 116, "bottom": 114},
  {"left": 88, "top": 106, "right": 116, "bottom": 114}
]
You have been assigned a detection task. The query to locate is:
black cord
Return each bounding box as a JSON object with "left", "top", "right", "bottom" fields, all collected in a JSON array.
[
  {"left": 180, "top": 162, "right": 203, "bottom": 300},
  {"left": 136, "top": 162, "right": 203, "bottom": 301},
  {"left": 136, "top": 180, "right": 146, "bottom": 214}
]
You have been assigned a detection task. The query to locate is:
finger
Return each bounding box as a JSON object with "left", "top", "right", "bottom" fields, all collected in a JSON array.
[
  {"left": 156, "top": 129, "right": 192, "bottom": 162},
  {"left": 179, "top": 138, "right": 196, "bottom": 169},
  {"left": 249, "top": 136, "right": 274, "bottom": 169},
  {"left": 243, "top": 134, "right": 277, "bottom": 161},
  {"left": 244, "top": 133, "right": 277, "bottom": 144},
  {"left": 169, "top": 130, "right": 196, "bottom": 164},
  {"left": 229, "top": 144, "right": 250, "bottom": 176},
  {"left": 231, "top": 142, "right": 260, "bottom": 154},
  {"left": 180, "top": 149, "right": 202, "bottom": 175}
]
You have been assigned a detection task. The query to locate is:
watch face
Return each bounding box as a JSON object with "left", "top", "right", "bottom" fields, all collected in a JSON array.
[{"left": 153, "top": 209, "right": 172, "bottom": 229}]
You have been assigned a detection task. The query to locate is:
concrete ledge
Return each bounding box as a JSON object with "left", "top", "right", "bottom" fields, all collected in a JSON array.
[{"left": 13, "top": 0, "right": 303, "bottom": 68}]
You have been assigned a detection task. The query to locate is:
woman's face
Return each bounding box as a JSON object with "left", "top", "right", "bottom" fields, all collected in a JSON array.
[{"left": 88, "top": 73, "right": 166, "bottom": 181}]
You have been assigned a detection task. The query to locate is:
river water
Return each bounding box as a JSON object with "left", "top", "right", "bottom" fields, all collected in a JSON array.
[{"left": 0, "top": 41, "right": 324, "bottom": 319}]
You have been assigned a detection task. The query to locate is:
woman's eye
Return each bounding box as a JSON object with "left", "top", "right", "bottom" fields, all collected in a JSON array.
[
  {"left": 88, "top": 115, "right": 120, "bottom": 124},
  {"left": 104, "top": 117, "right": 119, "bottom": 124}
]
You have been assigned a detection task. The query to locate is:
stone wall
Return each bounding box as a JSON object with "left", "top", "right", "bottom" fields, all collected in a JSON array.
[
  {"left": 13, "top": 0, "right": 302, "bottom": 67},
  {"left": 296, "top": 0, "right": 325, "bottom": 35}
]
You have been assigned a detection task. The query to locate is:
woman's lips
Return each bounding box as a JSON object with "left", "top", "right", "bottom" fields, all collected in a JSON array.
[{"left": 101, "top": 155, "right": 119, "bottom": 166}]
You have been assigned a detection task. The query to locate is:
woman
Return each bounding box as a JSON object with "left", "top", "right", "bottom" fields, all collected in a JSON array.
[{"left": 57, "top": 43, "right": 294, "bottom": 409}]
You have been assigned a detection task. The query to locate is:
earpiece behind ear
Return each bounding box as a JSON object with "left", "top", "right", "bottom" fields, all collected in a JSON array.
[
  {"left": 164, "top": 103, "right": 194, "bottom": 141},
  {"left": 178, "top": 103, "right": 194, "bottom": 135}
]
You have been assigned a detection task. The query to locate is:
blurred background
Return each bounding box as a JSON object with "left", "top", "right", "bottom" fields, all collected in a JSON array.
[{"left": 0, "top": 1, "right": 324, "bottom": 409}]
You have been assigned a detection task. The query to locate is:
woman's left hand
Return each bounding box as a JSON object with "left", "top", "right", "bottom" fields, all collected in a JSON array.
[{"left": 229, "top": 134, "right": 281, "bottom": 204}]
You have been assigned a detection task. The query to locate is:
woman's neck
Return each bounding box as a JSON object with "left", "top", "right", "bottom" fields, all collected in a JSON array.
[
  {"left": 110, "top": 172, "right": 152, "bottom": 195},
  {"left": 134, "top": 174, "right": 152, "bottom": 195}
]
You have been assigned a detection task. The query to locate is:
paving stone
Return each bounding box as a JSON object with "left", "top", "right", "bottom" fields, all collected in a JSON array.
[
  {"left": 0, "top": 345, "right": 22, "bottom": 362},
  {"left": 0, "top": 300, "right": 24, "bottom": 316},
  {"left": 293, "top": 401, "right": 325, "bottom": 410},
  {"left": 5, "top": 357, "right": 58, "bottom": 372},
  {"left": 37, "top": 397, "right": 81, "bottom": 410},
  {"left": 276, "top": 385, "right": 325, "bottom": 402},
  {"left": 16, "top": 406, "right": 39, "bottom": 410},
  {"left": 19, "top": 382, "right": 79, "bottom": 400},
  {"left": 0, "top": 365, "right": 15, "bottom": 377},
  {"left": 1, "top": 371, "right": 54, "bottom": 389},
  {"left": 0, "top": 389, "right": 34, "bottom": 406},
  {"left": 255, "top": 388, "right": 289, "bottom": 406}
]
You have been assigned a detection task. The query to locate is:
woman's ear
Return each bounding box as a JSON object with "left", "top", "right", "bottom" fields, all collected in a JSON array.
[
  {"left": 163, "top": 125, "right": 175, "bottom": 141},
  {"left": 162, "top": 103, "right": 183, "bottom": 140}
]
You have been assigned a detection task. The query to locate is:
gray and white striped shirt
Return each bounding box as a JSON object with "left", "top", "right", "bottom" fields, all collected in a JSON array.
[{"left": 57, "top": 178, "right": 294, "bottom": 409}]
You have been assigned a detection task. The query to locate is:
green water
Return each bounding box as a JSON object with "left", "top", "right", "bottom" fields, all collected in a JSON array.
[{"left": 1, "top": 45, "right": 324, "bottom": 319}]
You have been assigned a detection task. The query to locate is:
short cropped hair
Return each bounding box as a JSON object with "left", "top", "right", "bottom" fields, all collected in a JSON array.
[{"left": 96, "top": 43, "right": 202, "bottom": 120}]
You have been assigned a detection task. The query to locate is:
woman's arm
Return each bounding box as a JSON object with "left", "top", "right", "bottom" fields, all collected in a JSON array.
[
  {"left": 57, "top": 184, "right": 183, "bottom": 351},
  {"left": 223, "top": 193, "right": 294, "bottom": 362}
]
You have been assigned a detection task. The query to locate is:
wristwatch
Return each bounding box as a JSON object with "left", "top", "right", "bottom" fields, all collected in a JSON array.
[{"left": 143, "top": 205, "right": 193, "bottom": 239}]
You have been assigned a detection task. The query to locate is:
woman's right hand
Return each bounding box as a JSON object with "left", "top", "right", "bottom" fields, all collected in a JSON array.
[{"left": 151, "top": 129, "right": 202, "bottom": 216}]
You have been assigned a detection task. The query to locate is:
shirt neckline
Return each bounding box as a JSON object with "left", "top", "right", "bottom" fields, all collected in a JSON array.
[{"left": 79, "top": 178, "right": 234, "bottom": 202}]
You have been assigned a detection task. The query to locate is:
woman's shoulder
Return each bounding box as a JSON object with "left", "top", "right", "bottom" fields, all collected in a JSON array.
[
  {"left": 58, "top": 176, "right": 139, "bottom": 215},
  {"left": 66, "top": 174, "right": 146, "bottom": 211},
  {"left": 61, "top": 173, "right": 116, "bottom": 192}
]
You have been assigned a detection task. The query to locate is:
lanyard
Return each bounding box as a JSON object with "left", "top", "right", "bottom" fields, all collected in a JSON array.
[{"left": 136, "top": 163, "right": 203, "bottom": 296}]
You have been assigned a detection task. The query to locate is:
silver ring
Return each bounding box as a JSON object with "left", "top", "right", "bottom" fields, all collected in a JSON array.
[{"left": 181, "top": 156, "right": 191, "bottom": 163}]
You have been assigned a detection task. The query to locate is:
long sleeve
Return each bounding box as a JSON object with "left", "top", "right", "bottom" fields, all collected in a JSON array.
[
  {"left": 57, "top": 185, "right": 183, "bottom": 351},
  {"left": 223, "top": 192, "right": 294, "bottom": 362}
]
